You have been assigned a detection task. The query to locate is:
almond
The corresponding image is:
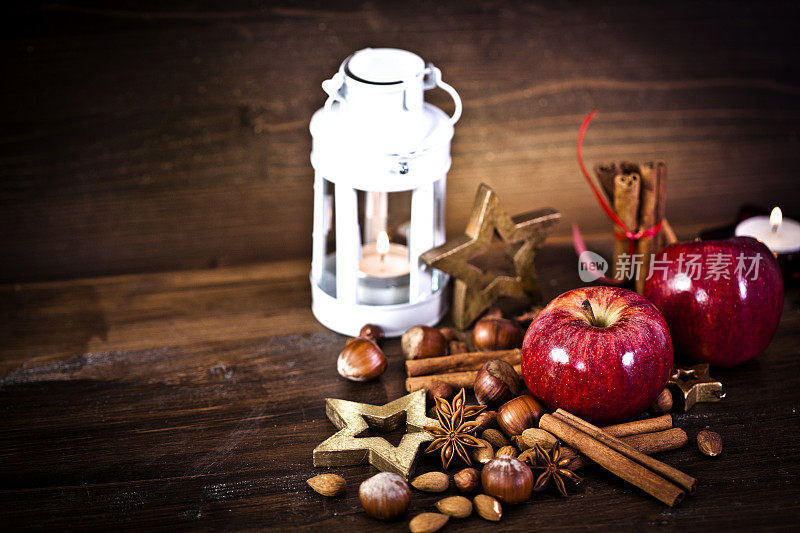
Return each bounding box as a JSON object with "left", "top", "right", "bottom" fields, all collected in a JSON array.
[
  {"left": 435, "top": 495, "right": 472, "bottom": 518},
  {"left": 517, "top": 428, "right": 557, "bottom": 451},
  {"left": 473, "top": 494, "right": 502, "bottom": 521},
  {"left": 697, "top": 429, "right": 722, "bottom": 457},
  {"left": 482, "top": 428, "right": 510, "bottom": 449},
  {"left": 410, "top": 471, "right": 449, "bottom": 492},
  {"left": 409, "top": 512, "right": 449, "bottom": 533},
  {"left": 495, "top": 445, "right": 518, "bottom": 458},
  {"left": 307, "top": 473, "right": 346, "bottom": 497},
  {"left": 469, "top": 438, "right": 494, "bottom": 464}
]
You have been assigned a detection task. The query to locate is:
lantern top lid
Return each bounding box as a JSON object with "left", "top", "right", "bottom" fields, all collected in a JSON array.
[{"left": 345, "top": 48, "right": 425, "bottom": 85}]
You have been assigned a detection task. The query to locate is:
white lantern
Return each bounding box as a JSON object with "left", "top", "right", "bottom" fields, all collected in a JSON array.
[{"left": 309, "top": 48, "right": 462, "bottom": 337}]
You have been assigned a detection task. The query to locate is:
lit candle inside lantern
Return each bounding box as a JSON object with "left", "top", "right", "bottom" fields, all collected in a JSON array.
[{"left": 357, "top": 231, "right": 411, "bottom": 305}]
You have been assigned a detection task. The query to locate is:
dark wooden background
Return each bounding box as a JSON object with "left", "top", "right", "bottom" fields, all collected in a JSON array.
[{"left": 3, "top": 0, "right": 800, "bottom": 283}]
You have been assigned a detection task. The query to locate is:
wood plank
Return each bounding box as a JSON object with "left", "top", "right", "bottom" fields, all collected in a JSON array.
[
  {"left": 3, "top": 1, "right": 800, "bottom": 281},
  {"left": 1, "top": 244, "right": 799, "bottom": 529}
]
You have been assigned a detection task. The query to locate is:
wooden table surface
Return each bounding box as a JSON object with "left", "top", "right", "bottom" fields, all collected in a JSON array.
[{"left": 1, "top": 243, "right": 799, "bottom": 530}]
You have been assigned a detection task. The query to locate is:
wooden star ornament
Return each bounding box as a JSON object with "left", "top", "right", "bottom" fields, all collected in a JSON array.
[
  {"left": 421, "top": 183, "right": 560, "bottom": 329},
  {"left": 312, "top": 389, "right": 439, "bottom": 479},
  {"left": 668, "top": 363, "right": 725, "bottom": 411}
]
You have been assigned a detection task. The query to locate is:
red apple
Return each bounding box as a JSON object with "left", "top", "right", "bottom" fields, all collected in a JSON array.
[
  {"left": 644, "top": 236, "right": 783, "bottom": 367},
  {"left": 521, "top": 287, "right": 673, "bottom": 424}
]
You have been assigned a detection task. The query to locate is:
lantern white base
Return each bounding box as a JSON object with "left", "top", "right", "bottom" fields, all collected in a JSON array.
[{"left": 310, "top": 275, "right": 449, "bottom": 338}]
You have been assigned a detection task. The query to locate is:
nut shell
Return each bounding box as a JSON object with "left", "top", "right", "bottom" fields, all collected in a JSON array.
[
  {"left": 649, "top": 388, "right": 674, "bottom": 413},
  {"left": 473, "top": 359, "right": 522, "bottom": 406},
  {"left": 497, "top": 395, "right": 545, "bottom": 437},
  {"left": 469, "top": 438, "right": 494, "bottom": 465},
  {"left": 473, "top": 410, "right": 497, "bottom": 433},
  {"left": 409, "top": 512, "right": 449, "bottom": 533},
  {"left": 426, "top": 381, "right": 455, "bottom": 404},
  {"left": 697, "top": 430, "right": 722, "bottom": 457},
  {"left": 402, "top": 326, "right": 447, "bottom": 360},
  {"left": 472, "top": 316, "right": 523, "bottom": 351},
  {"left": 435, "top": 496, "right": 472, "bottom": 518},
  {"left": 481, "top": 428, "right": 510, "bottom": 450},
  {"left": 473, "top": 494, "right": 502, "bottom": 521},
  {"left": 481, "top": 456, "right": 534, "bottom": 504},
  {"left": 453, "top": 468, "right": 480, "bottom": 493},
  {"left": 359, "top": 472, "right": 410, "bottom": 520},
  {"left": 410, "top": 471, "right": 449, "bottom": 493},
  {"left": 337, "top": 338, "right": 387, "bottom": 382},
  {"left": 307, "top": 473, "right": 346, "bottom": 497},
  {"left": 359, "top": 324, "right": 385, "bottom": 344}
]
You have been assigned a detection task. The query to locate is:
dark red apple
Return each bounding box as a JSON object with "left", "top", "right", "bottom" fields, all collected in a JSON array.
[
  {"left": 521, "top": 287, "right": 673, "bottom": 424},
  {"left": 644, "top": 236, "right": 783, "bottom": 367}
]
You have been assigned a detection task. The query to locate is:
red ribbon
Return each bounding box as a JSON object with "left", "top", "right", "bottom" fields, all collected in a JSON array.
[{"left": 575, "top": 110, "right": 663, "bottom": 258}]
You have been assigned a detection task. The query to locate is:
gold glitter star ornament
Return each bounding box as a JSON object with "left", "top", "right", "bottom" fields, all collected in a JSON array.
[
  {"left": 312, "top": 389, "right": 440, "bottom": 479},
  {"left": 668, "top": 363, "right": 724, "bottom": 411}
]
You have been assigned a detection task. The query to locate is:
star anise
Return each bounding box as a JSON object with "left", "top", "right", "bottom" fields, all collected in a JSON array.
[
  {"left": 423, "top": 388, "right": 485, "bottom": 469},
  {"left": 531, "top": 442, "right": 581, "bottom": 496}
]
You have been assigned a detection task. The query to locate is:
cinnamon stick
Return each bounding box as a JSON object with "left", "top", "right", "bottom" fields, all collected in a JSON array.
[
  {"left": 636, "top": 162, "right": 658, "bottom": 294},
  {"left": 613, "top": 171, "right": 640, "bottom": 280},
  {"left": 594, "top": 162, "right": 618, "bottom": 201},
  {"left": 602, "top": 414, "right": 673, "bottom": 437},
  {"left": 567, "top": 428, "right": 688, "bottom": 471},
  {"left": 405, "top": 365, "right": 522, "bottom": 392},
  {"left": 554, "top": 409, "right": 696, "bottom": 494},
  {"left": 405, "top": 349, "right": 521, "bottom": 377},
  {"left": 539, "top": 413, "right": 685, "bottom": 507},
  {"left": 661, "top": 218, "right": 678, "bottom": 246}
]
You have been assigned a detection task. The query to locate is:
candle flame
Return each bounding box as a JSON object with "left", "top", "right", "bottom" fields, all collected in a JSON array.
[
  {"left": 770, "top": 206, "right": 782, "bottom": 228},
  {"left": 377, "top": 231, "right": 390, "bottom": 255}
]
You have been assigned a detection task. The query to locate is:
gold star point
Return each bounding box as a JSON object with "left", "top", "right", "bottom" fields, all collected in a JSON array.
[
  {"left": 312, "top": 389, "right": 439, "bottom": 479},
  {"left": 421, "top": 183, "right": 560, "bottom": 329},
  {"left": 668, "top": 363, "right": 724, "bottom": 411}
]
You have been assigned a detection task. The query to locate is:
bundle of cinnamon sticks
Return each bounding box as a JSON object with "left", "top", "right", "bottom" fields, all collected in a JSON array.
[
  {"left": 404, "top": 349, "right": 521, "bottom": 392},
  {"left": 541, "top": 409, "right": 695, "bottom": 507},
  {"left": 594, "top": 161, "right": 675, "bottom": 294}
]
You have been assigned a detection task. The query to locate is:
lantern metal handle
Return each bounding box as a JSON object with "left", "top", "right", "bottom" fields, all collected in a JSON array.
[{"left": 423, "top": 64, "right": 462, "bottom": 126}]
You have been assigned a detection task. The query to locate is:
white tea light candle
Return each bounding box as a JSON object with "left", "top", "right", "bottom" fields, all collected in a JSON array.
[{"left": 735, "top": 207, "right": 800, "bottom": 254}]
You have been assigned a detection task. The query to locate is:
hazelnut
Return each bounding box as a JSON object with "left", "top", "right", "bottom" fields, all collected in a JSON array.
[
  {"left": 359, "top": 324, "right": 385, "bottom": 344},
  {"left": 358, "top": 472, "right": 410, "bottom": 520},
  {"left": 426, "top": 381, "right": 455, "bottom": 404},
  {"left": 481, "top": 456, "right": 534, "bottom": 504},
  {"left": 483, "top": 306, "right": 503, "bottom": 319},
  {"left": 649, "top": 388, "right": 673, "bottom": 413},
  {"left": 473, "top": 410, "right": 497, "bottom": 433},
  {"left": 401, "top": 326, "right": 447, "bottom": 359},
  {"left": 497, "top": 395, "right": 545, "bottom": 437},
  {"left": 337, "top": 338, "right": 387, "bottom": 382},
  {"left": 473, "top": 359, "right": 523, "bottom": 406},
  {"left": 472, "top": 317, "right": 523, "bottom": 351},
  {"left": 439, "top": 327, "right": 459, "bottom": 342},
  {"left": 453, "top": 468, "right": 481, "bottom": 493},
  {"left": 448, "top": 340, "right": 469, "bottom": 355}
]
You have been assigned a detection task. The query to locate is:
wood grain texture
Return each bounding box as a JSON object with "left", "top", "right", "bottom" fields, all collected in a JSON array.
[
  {"left": 2, "top": 1, "right": 800, "bottom": 282},
  {"left": 1, "top": 243, "right": 799, "bottom": 530}
]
